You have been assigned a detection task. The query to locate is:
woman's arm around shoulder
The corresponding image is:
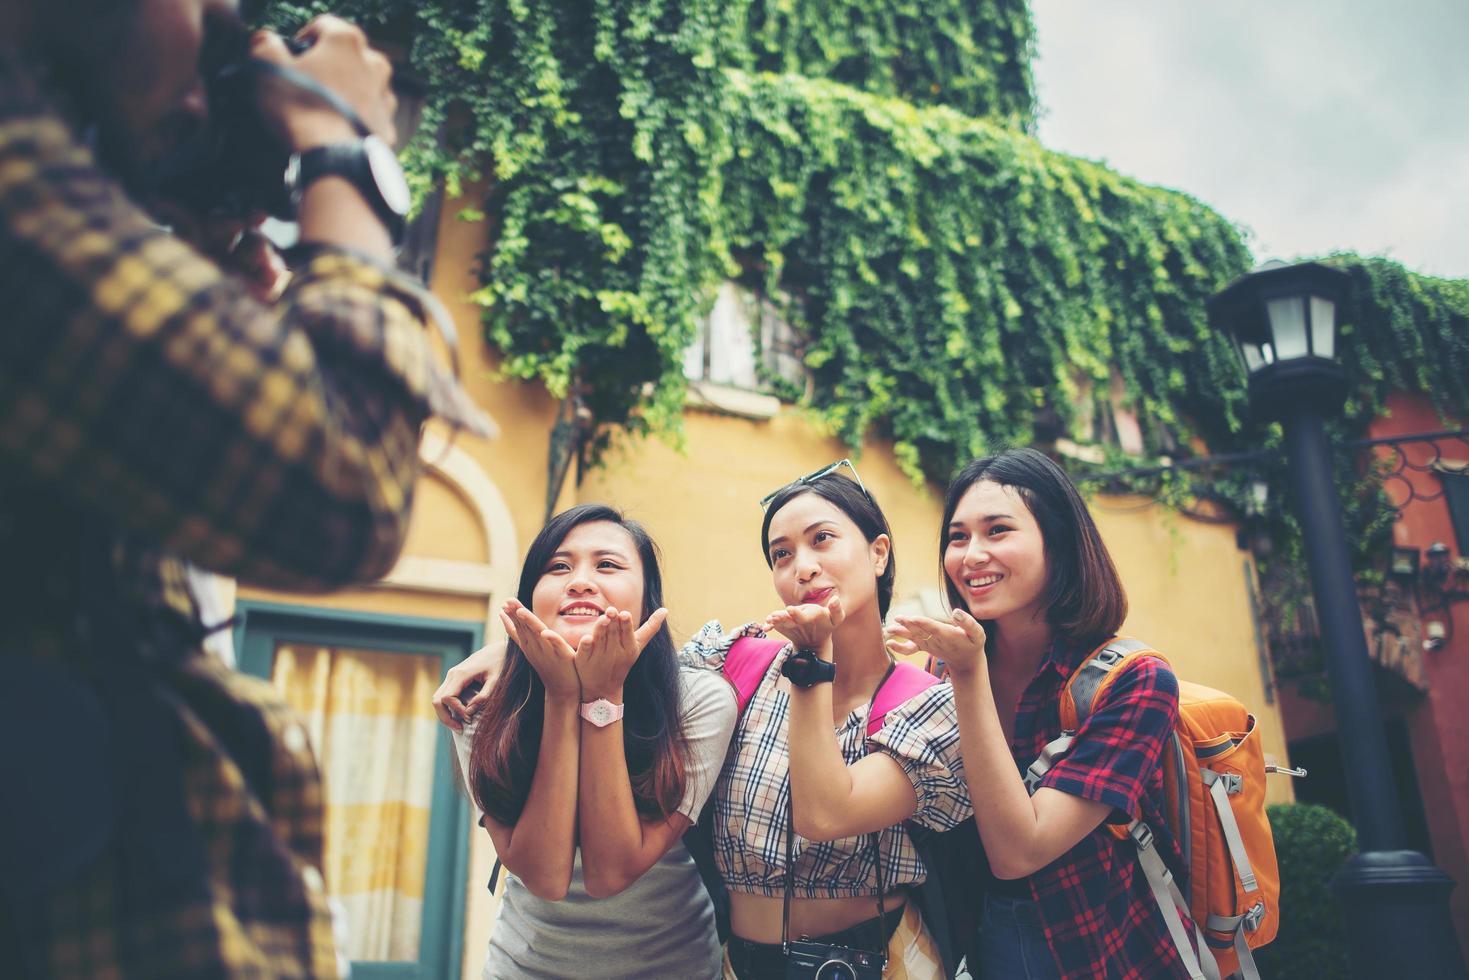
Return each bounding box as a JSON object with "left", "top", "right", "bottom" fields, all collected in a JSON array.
[{"left": 432, "top": 640, "right": 507, "bottom": 730}]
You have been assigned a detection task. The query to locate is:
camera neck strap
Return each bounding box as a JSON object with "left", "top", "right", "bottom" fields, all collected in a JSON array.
[
  {"left": 227, "top": 59, "right": 374, "bottom": 141},
  {"left": 781, "top": 660, "right": 897, "bottom": 963}
]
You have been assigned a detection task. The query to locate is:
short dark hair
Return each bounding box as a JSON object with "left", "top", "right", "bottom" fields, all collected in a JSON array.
[
  {"left": 471, "top": 504, "right": 686, "bottom": 825},
  {"left": 760, "top": 474, "right": 896, "bottom": 618},
  {"left": 940, "top": 448, "right": 1126, "bottom": 645}
]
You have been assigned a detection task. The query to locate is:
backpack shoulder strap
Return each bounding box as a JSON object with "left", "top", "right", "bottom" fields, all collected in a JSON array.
[
  {"left": 1060, "top": 637, "right": 1168, "bottom": 730},
  {"left": 722, "top": 635, "right": 787, "bottom": 715},
  {"left": 867, "top": 661, "right": 941, "bottom": 736},
  {"left": 1024, "top": 637, "right": 1168, "bottom": 794}
]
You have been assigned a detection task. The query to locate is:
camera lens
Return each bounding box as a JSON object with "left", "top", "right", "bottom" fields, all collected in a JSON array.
[{"left": 814, "top": 961, "right": 858, "bottom": 980}]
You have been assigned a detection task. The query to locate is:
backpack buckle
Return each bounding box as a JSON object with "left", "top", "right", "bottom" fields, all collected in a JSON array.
[
  {"left": 1244, "top": 901, "right": 1266, "bottom": 931},
  {"left": 1093, "top": 645, "right": 1128, "bottom": 667},
  {"left": 1128, "top": 822, "right": 1155, "bottom": 851},
  {"left": 1222, "top": 773, "right": 1243, "bottom": 795}
]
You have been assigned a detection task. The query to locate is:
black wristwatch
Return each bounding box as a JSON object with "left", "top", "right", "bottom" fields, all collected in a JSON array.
[
  {"left": 285, "top": 135, "right": 410, "bottom": 244},
  {"left": 782, "top": 648, "right": 836, "bottom": 688}
]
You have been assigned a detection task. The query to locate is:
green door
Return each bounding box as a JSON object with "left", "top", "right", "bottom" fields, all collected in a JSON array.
[{"left": 236, "top": 601, "right": 477, "bottom": 980}]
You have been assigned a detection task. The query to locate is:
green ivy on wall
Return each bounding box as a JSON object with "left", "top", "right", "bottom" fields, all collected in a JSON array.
[
  {"left": 742, "top": 0, "right": 1037, "bottom": 128},
  {"left": 259, "top": 1, "right": 1469, "bottom": 489},
  {"left": 258, "top": 0, "right": 1469, "bottom": 701},
  {"left": 718, "top": 70, "right": 1253, "bottom": 482}
]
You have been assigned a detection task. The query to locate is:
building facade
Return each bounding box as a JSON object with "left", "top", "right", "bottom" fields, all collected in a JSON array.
[{"left": 224, "top": 202, "right": 1297, "bottom": 979}]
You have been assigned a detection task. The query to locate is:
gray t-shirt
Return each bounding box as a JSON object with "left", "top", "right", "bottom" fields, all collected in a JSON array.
[{"left": 482, "top": 666, "right": 737, "bottom": 980}]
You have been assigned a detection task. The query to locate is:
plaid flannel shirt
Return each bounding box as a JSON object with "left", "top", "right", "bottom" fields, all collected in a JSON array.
[
  {"left": 681, "top": 621, "right": 972, "bottom": 900},
  {"left": 1019, "top": 640, "right": 1190, "bottom": 979},
  {"left": 0, "top": 46, "right": 488, "bottom": 979}
]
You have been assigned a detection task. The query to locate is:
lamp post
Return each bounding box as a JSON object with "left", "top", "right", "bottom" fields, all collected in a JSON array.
[{"left": 1208, "top": 261, "right": 1466, "bottom": 978}]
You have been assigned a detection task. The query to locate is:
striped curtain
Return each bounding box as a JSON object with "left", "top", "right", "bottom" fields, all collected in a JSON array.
[{"left": 271, "top": 644, "right": 441, "bottom": 962}]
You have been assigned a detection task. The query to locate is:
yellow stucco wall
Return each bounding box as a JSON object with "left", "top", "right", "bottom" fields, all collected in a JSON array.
[{"left": 236, "top": 204, "right": 1294, "bottom": 978}]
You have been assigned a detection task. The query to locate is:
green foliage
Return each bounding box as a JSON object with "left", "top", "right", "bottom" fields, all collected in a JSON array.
[
  {"left": 718, "top": 71, "right": 1252, "bottom": 481},
  {"left": 1258, "top": 803, "right": 1358, "bottom": 979},
  {"left": 741, "top": 0, "right": 1036, "bottom": 127},
  {"left": 1331, "top": 254, "right": 1469, "bottom": 431},
  {"left": 257, "top": 1, "right": 1469, "bottom": 491}
]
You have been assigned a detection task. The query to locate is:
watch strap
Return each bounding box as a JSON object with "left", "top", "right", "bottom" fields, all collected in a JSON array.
[
  {"left": 781, "top": 648, "right": 836, "bottom": 687},
  {"left": 293, "top": 141, "right": 406, "bottom": 243}
]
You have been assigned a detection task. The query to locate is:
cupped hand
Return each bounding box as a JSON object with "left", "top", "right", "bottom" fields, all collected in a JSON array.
[
  {"left": 886, "top": 609, "right": 987, "bottom": 679},
  {"left": 501, "top": 598, "right": 582, "bottom": 702},
  {"left": 765, "top": 594, "right": 845, "bottom": 660},
  {"left": 250, "top": 15, "right": 398, "bottom": 150},
  {"left": 575, "top": 606, "right": 668, "bottom": 701}
]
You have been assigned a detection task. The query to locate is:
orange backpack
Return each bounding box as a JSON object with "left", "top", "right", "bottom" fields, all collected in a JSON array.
[{"left": 1025, "top": 638, "right": 1290, "bottom": 980}]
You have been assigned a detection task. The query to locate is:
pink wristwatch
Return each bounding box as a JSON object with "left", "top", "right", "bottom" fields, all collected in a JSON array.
[{"left": 579, "top": 698, "right": 625, "bottom": 727}]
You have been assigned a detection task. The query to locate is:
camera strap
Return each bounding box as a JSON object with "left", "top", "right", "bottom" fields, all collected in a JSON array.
[
  {"left": 781, "top": 660, "right": 897, "bottom": 966},
  {"left": 226, "top": 59, "right": 374, "bottom": 140}
]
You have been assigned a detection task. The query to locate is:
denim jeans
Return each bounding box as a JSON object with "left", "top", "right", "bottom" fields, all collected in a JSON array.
[{"left": 974, "top": 893, "right": 1061, "bottom": 980}]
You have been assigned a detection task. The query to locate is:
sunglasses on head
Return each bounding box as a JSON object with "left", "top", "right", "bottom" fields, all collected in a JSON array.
[{"left": 759, "top": 458, "right": 870, "bottom": 509}]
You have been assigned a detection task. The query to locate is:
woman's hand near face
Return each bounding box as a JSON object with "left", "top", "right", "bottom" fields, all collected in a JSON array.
[
  {"left": 501, "top": 598, "right": 583, "bottom": 701},
  {"left": 575, "top": 606, "right": 669, "bottom": 701},
  {"left": 766, "top": 595, "right": 845, "bottom": 660},
  {"left": 887, "top": 609, "right": 987, "bottom": 678}
]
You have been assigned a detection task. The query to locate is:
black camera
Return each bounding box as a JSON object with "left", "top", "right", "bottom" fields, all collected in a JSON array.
[
  {"left": 783, "top": 938, "right": 884, "bottom": 980},
  {"left": 151, "top": 10, "right": 311, "bottom": 220}
]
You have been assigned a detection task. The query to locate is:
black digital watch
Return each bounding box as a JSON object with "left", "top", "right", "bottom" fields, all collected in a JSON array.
[{"left": 781, "top": 647, "right": 836, "bottom": 687}]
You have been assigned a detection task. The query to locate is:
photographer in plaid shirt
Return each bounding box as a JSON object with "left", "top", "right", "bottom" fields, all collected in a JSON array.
[
  {"left": 890, "top": 449, "right": 1189, "bottom": 979},
  {"left": 0, "top": 1, "right": 489, "bottom": 977}
]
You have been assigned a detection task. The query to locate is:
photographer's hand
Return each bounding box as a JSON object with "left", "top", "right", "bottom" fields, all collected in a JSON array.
[
  {"left": 250, "top": 16, "right": 397, "bottom": 150},
  {"left": 249, "top": 17, "right": 397, "bottom": 259}
]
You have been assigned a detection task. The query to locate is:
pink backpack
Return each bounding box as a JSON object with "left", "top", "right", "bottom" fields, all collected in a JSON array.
[{"left": 721, "top": 635, "right": 940, "bottom": 732}]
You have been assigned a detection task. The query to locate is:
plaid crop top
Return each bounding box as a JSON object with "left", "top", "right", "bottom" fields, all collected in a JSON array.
[{"left": 680, "top": 621, "right": 973, "bottom": 899}]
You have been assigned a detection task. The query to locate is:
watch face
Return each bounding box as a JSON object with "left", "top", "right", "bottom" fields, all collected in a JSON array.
[
  {"left": 363, "top": 136, "right": 412, "bottom": 217},
  {"left": 786, "top": 654, "right": 813, "bottom": 685},
  {"left": 589, "top": 702, "right": 611, "bottom": 725},
  {"left": 283, "top": 155, "right": 301, "bottom": 200}
]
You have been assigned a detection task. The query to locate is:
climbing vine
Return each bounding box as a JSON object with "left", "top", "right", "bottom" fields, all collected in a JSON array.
[
  {"left": 741, "top": 0, "right": 1036, "bottom": 128},
  {"left": 259, "top": 0, "right": 1469, "bottom": 488},
  {"left": 259, "top": 0, "right": 1469, "bottom": 700}
]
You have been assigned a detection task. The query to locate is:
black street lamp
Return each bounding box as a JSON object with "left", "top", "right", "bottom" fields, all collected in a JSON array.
[{"left": 1209, "top": 261, "right": 1467, "bottom": 979}]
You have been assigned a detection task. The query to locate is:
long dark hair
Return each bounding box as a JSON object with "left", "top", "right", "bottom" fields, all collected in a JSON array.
[
  {"left": 940, "top": 448, "right": 1126, "bottom": 646},
  {"left": 760, "top": 473, "right": 896, "bottom": 618},
  {"left": 470, "top": 504, "right": 687, "bottom": 825}
]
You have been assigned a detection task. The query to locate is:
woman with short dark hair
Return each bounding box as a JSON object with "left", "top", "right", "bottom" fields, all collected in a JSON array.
[{"left": 888, "top": 448, "right": 1188, "bottom": 979}]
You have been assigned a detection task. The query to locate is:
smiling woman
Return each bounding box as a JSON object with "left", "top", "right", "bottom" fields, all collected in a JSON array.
[
  {"left": 455, "top": 503, "right": 738, "bottom": 979},
  {"left": 888, "top": 448, "right": 1185, "bottom": 979}
]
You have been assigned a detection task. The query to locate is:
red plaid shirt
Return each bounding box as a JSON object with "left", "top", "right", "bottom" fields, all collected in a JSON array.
[{"left": 1015, "top": 640, "right": 1189, "bottom": 979}]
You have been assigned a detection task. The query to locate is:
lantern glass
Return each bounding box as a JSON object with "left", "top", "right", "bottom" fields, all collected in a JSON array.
[
  {"left": 1310, "top": 296, "right": 1337, "bottom": 360},
  {"left": 1239, "top": 341, "right": 1266, "bottom": 371},
  {"left": 1267, "top": 297, "right": 1310, "bottom": 360}
]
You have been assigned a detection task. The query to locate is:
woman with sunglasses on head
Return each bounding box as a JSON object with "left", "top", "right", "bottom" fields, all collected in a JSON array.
[
  {"left": 439, "top": 504, "right": 738, "bottom": 979},
  {"left": 682, "top": 462, "right": 972, "bottom": 980},
  {"left": 887, "top": 448, "right": 1188, "bottom": 979}
]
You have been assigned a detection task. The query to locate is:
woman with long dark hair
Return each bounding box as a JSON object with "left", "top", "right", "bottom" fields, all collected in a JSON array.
[
  {"left": 445, "top": 504, "right": 736, "bottom": 979},
  {"left": 682, "top": 463, "right": 972, "bottom": 979},
  {"left": 887, "top": 448, "right": 1188, "bottom": 979}
]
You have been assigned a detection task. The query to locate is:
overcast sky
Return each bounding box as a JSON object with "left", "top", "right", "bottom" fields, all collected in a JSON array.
[{"left": 1030, "top": 0, "right": 1469, "bottom": 280}]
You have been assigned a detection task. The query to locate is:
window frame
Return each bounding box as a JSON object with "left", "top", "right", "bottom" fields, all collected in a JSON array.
[
  {"left": 1439, "top": 467, "right": 1469, "bottom": 556},
  {"left": 234, "top": 600, "right": 480, "bottom": 980}
]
